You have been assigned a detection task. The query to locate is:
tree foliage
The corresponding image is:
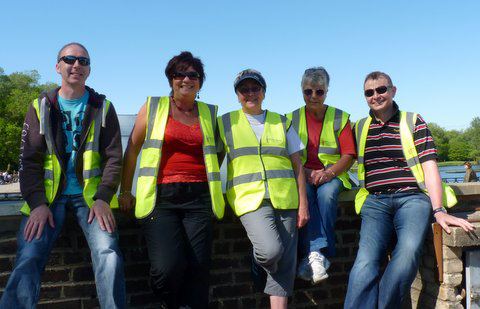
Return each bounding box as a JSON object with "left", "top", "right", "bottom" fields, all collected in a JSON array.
[{"left": 0, "top": 68, "right": 57, "bottom": 170}]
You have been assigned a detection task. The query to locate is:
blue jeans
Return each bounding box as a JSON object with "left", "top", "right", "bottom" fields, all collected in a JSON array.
[
  {"left": 344, "top": 192, "right": 432, "bottom": 309},
  {"left": 0, "top": 194, "right": 126, "bottom": 309},
  {"left": 299, "top": 178, "right": 343, "bottom": 258}
]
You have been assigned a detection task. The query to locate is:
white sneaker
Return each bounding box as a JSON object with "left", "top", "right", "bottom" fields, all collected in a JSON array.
[
  {"left": 297, "top": 256, "right": 312, "bottom": 281},
  {"left": 309, "top": 251, "right": 330, "bottom": 284}
]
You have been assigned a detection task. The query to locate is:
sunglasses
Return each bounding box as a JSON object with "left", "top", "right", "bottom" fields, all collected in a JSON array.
[
  {"left": 364, "top": 86, "right": 390, "bottom": 97},
  {"left": 172, "top": 71, "right": 200, "bottom": 80},
  {"left": 58, "top": 55, "right": 90, "bottom": 66},
  {"left": 303, "top": 89, "right": 325, "bottom": 97},
  {"left": 238, "top": 86, "right": 262, "bottom": 95}
]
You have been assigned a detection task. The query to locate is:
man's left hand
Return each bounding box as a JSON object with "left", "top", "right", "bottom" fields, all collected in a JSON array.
[
  {"left": 88, "top": 199, "right": 116, "bottom": 233},
  {"left": 435, "top": 212, "right": 475, "bottom": 234}
]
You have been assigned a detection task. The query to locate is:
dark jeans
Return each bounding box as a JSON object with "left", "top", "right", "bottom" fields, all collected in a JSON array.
[{"left": 141, "top": 183, "right": 213, "bottom": 309}]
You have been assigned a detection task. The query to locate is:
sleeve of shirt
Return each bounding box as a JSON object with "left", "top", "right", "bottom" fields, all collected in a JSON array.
[
  {"left": 338, "top": 120, "right": 357, "bottom": 157},
  {"left": 413, "top": 114, "right": 438, "bottom": 163},
  {"left": 286, "top": 126, "right": 305, "bottom": 155}
]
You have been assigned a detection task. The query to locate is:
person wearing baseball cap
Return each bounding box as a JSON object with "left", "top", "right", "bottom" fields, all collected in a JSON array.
[{"left": 217, "top": 69, "right": 309, "bottom": 308}]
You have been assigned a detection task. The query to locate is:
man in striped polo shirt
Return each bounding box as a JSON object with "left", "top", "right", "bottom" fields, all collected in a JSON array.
[{"left": 344, "top": 71, "right": 474, "bottom": 309}]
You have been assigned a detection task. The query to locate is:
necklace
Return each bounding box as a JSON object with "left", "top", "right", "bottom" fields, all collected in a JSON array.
[{"left": 171, "top": 97, "right": 195, "bottom": 112}]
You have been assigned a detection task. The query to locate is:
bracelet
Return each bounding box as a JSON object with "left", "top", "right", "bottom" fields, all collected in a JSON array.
[
  {"left": 326, "top": 169, "right": 336, "bottom": 177},
  {"left": 432, "top": 207, "right": 447, "bottom": 215}
]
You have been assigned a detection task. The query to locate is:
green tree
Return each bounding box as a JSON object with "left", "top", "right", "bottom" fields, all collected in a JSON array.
[
  {"left": 464, "top": 117, "right": 480, "bottom": 161},
  {"left": 428, "top": 122, "right": 449, "bottom": 161},
  {"left": 447, "top": 131, "right": 471, "bottom": 161},
  {"left": 0, "top": 68, "right": 57, "bottom": 170}
]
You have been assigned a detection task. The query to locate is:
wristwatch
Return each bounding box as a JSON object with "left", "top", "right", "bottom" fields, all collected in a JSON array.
[{"left": 432, "top": 207, "right": 447, "bottom": 216}]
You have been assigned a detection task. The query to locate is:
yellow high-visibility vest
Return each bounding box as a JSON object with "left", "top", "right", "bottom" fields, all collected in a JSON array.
[
  {"left": 21, "top": 97, "right": 119, "bottom": 215},
  {"left": 218, "top": 110, "right": 299, "bottom": 216},
  {"left": 287, "top": 106, "right": 351, "bottom": 189},
  {"left": 135, "top": 96, "right": 225, "bottom": 219},
  {"left": 354, "top": 111, "right": 457, "bottom": 214}
]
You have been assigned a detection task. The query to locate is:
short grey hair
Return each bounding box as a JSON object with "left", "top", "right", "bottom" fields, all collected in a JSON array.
[
  {"left": 57, "top": 42, "right": 90, "bottom": 62},
  {"left": 301, "top": 67, "right": 330, "bottom": 89}
]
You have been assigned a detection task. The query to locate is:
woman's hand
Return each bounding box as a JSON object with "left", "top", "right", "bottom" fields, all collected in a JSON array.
[{"left": 297, "top": 200, "right": 310, "bottom": 228}]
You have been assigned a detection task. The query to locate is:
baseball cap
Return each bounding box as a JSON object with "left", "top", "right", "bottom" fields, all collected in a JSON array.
[{"left": 234, "top": 69, "right": 266, "bottom": 92}]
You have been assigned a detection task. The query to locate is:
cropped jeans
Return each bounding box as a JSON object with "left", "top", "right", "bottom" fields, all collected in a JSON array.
[
  {"left": 0, "top": 194, "right": 126, "bottom": 309},
  {"left": 299, "top": 178, "right": 343, "bottom": 258},
  {"left": 344, "top": 192, "right": 432, "bottom": 309}
]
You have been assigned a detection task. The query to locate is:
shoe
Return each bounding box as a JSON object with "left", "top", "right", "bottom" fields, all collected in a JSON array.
[
  {"left": 309, "top": 251, "right": 330, "bottom": 284},
  {"left": 297, "top": 256, "right": 312, "bottom": 281}
]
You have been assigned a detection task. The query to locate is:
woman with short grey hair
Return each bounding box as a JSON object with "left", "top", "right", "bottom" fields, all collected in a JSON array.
[{"left": 287, "top": 67, "right": 356, "bottom": 284}]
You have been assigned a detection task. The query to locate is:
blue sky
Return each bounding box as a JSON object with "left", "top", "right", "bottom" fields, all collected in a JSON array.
[{"left": 1, "top": 1, "right": 479, "bottom": 130}]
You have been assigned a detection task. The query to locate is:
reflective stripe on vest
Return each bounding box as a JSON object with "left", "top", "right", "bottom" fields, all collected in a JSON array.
[
  {"left": 21, "top": 97, "right": 118, "bottom": 215},
  {"left": 218, "top": 110, "right": 298, "bottom": 216},
  {"left": 135, "top": 96, "right": 225, "bottom": 219},
  {"left": 354, "top": 111, "right": 457, "bottom": 214},
  {"left": 287, "top": 106, "right": 351, "bottom": 189}
]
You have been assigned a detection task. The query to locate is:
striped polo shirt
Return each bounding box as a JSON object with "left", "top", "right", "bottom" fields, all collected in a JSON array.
[{"left": 364, "top": 102, "right": 438, "bottom": 193}]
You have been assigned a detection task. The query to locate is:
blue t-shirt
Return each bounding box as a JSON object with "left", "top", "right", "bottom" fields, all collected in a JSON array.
[{"left": 58, "top": 91, "right": 89, "bottom": 195}]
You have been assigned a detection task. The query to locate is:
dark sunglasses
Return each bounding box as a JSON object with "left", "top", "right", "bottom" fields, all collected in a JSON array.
[
  {"left": 58, "top": 55, "right": 90, "bottom": 66},
  {"left": 238, "top": 86, "right": 262, "bottom": 95},
  {"left": 303, "top": 89, "right": 325, "bottom": 97},
  {"left": 172, "top": 71, "right": 200, "bottom": 80},
  {"left": 364, "top": 86, "right": 390, "bottom": 97}
]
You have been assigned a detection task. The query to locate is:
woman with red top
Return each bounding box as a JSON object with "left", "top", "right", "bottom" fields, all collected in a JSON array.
[
  {"left": 287, "top": 67, "right": 356, "bottom": 284},
  {"left": 119, "top": 51, "right": 223, "bottom": 309}
]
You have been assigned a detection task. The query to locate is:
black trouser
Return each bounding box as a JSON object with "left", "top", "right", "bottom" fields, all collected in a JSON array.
[{"left": 141, "top": 183, "right": 213, "bottom": 309}]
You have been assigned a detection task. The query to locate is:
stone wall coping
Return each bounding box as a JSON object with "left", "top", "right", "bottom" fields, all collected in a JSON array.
[{"left": 1, "top": 183, "right": 479, "bottom": 217}]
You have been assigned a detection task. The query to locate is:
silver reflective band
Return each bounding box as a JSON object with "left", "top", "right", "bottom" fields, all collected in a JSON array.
[
  {"left": 227, "top": 172, "right": 263, "bottom": 189},
  {"left": 138, "top": 167, "right": 157, "bottom": 177},
  {"left": 203, "top": 145, "right": 217, "bottom": 155},
  {"left": 317, "top": 147, "right": 338, "bottom": 155},
  {"left": 85, "top": 142, "right": 95, "bottom": 151},
  {"left": 359, "top": 179, "right": 365, "bottom": 187},
  {"left": 357, "top": 156, "right": 364, "bottom": 165},
  {"left": 291, "top": 109, "right": 300, "bottom": 133},
  {"left": 228, "top": 147, "right": 259, "bottom": 161},
  {"left": 333, "top": 108, "right": 343, "bottom": 132},
  {"left": 227, "top": 169, "right": 295, "bottom": 189},
  {"left": 44, "top": 169, "right": 54, "bottom": 180},
  {"left": 143, "top": 139, "right": 163, "bottom": 149},
  {"left": 147, "top": 97, "right": 160, "bottom": 140},
  {"left": 261, "top": 147, "right": 288, "bottom": 157},
  {"left": 83, "top": 168, "right": 102, "bottom": 179},
  {"left": 207, "top": 172, "right": 221, "bottom": 181}
]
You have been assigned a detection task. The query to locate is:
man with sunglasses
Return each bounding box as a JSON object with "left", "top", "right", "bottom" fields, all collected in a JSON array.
[
  {"left": 0, "top": 42, "right": 126, "bottom": 308},
  {"left": 344, "top": 71, "right": 474, "bottom": 309}
]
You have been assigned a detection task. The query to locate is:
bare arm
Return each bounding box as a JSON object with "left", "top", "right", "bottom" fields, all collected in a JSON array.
[
  {"left": 311, "top": 154, "right": 354, "bottom": 185},
  {"left": 422, "top": 160, "right": 475, "bottom": 233},
  {"left": 290, "top": 151, "right": 309, "bottom": 228},
  {"left": 119, "top": 104, "right": 147, "bottom": 212}
]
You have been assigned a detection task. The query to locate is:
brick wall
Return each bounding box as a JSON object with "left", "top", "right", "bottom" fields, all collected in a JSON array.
[{"left": 1, "top": 188, "right": 479, "bottom": 308}]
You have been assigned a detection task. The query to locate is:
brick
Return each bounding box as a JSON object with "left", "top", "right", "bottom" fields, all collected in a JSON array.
[
  {"left": 126, "top": 279, "right": 150, "bottom": 293},
  {"left": 210, "top": 272, "right": 233, "bottom": 284},
  {"left": 119, "top": 234, "right": 140, "bottom": 247},
  {"left": 63, "top": 251, "right": 86, "bottom": 264},
  {"left": 340, "top": 232, "right": 358, "bottom": 244},
  {"left": 212, "top": 284, "right": 251, "bottom": 297},
  {"left": 0, "top": 238, "right": 17, "bottom": 255},
  {"left": 218, "top": 299, "right": 239, "bottom": 307},
  {"left": 232, "top": 239, "right": 251, "bottom": 253},
  {"left": 240, "top": 297, "right": 257, "bottom": 308},
  {"left": 329, "top": 286, "right": 346, "bottom": 298},
  {"left": 63, "top": 282, "right": 96, "bottom": 297},
  {"left": 443, "top": 273, "right": 462, "bottom": 286},
  {"left": 222, "top": 226, "right": 246, "bottom": 239},
  {"left": 81, "top": 298, "right": 100, "bottom": 308},
  {"left": 46, "top": 252, "right": 62, "bottom": 265},
  {"left": 444, "top": 259, "right": 463, "bottom": 273},
  {"left": 43, "top": 269, "right": 70, "bottom": 282},
  {"left": 129, "top": 292, "right": 159, "bottom": 306},
  {"left": 0, "top": 258, "right": 12, "bottom": 272},
  {"left": 443, "top": 246, "right": 462, "bottom": 260},
  {"left": 127, "top": 247, "right": 148, "bottom": 261},
  {"left": 39, "top": 285, "right": 61, "bottom": 300},
  {"left": 0, "top": 273, "right": 10, "bottom": 286},
  {"left": 72, "top": 266, "right": 94, "bottom": 281},
  {"left": 37, "top": 299, "right": 82, "bottom": 309},
  {"left": 213, "top": 242, "right": 230, "bottom": 255},
  {"left": 443, "top": 223, "right": 480, "bottom": 247},
  {"left": 233, "top": 271, "right": 250, "bottom": 283},
  {"left": 437, "top": 286, "right": 459, "bottom": 301},
  {"left": 124, "top": 263, "right": 150, "bottom": 278},
  {"left": 211, "top": 257, "right": 239, "bottom": 270}
]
